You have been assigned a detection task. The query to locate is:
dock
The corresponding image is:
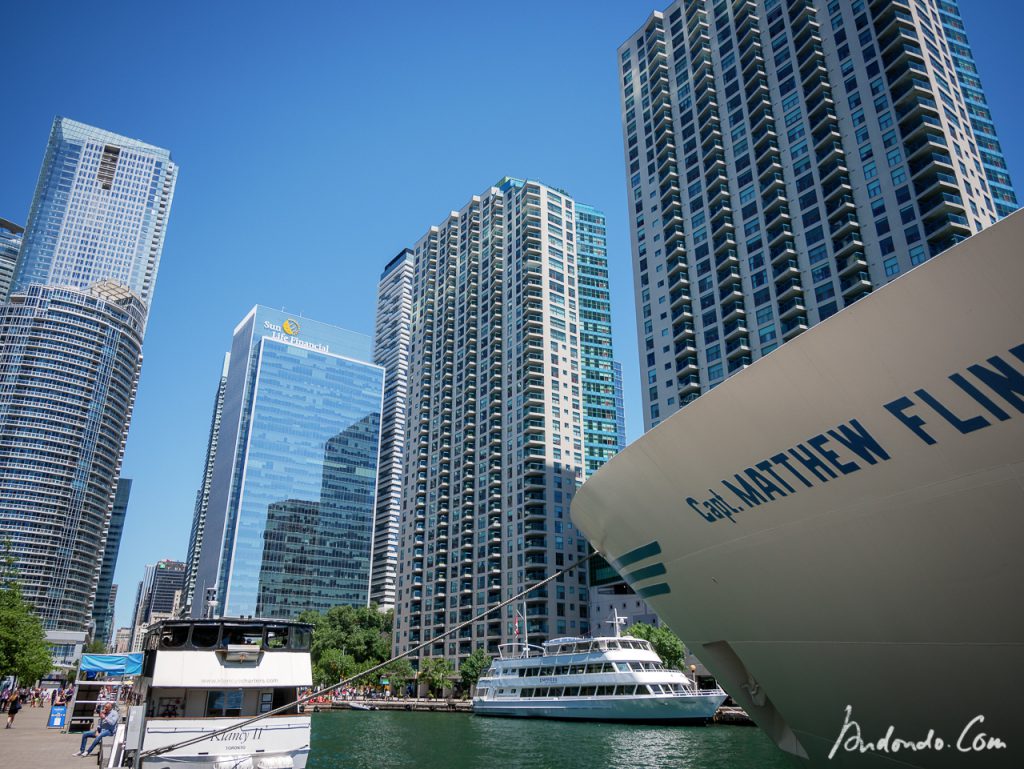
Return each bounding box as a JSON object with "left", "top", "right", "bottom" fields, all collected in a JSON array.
[{"left": 312, "top": 697, "right": 473, "bottom": 713}]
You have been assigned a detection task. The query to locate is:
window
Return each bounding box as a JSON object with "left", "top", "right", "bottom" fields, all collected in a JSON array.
[
  {"left": 883, "top": 257, "right": 900, "bottom": 276},
  {"left": 207, "top": 690, "right": 243, "bottom": 717}
]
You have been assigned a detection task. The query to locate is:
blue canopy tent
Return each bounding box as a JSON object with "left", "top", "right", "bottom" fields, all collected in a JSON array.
[
  {"left": 80, "top": 654, "right": 143, "bottom": 676},
  {"left": 65, "top": 653, "right": 142, "bottom": 732}
]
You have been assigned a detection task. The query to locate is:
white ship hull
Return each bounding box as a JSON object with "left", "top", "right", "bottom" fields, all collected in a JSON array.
[
  {"left": 473, "top": 693, "right": 725, "bottom": 723},
  {"left": 571, "top": 213, "right": 1024, "bottom": 768},
  {"left": 139, "top": 715, "right": 310, "bottom": 769}
]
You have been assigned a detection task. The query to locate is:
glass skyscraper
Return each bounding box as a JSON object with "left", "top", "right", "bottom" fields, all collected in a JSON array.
[
  {"left": 192, "top": 307, "right": 384, "bottom": 619},
  {"left": 0, "top": 218, "right": 23, "bottom": 302},
  {"left": 384, "top": 177, "right": 623, "bottom": 669},
  {"left": 0, "top": 282, "right": 146, "bottom": 632},
  {"left": 92, "top": 477, "right": 132, "bottom": 646},
  {"left": 620, "top": 0, "right": 1017, "bottom": 431},
  {"left": 12, "top": 117, "right": 177, "bottom": 312}
]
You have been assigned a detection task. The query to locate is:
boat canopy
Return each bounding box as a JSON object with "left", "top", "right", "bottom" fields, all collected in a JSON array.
[{"left": 81, "top": 653, "right": 143, "bottom": 675}]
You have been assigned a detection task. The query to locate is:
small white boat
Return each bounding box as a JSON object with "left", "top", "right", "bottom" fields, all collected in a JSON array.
[
  {"left": 472, "top": 612, "right": 726, "bottom": 723},
  {"left": 117, "top": 618, "right": 313, "bottom": 769}
]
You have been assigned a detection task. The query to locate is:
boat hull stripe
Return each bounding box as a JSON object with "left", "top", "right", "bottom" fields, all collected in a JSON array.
[
  {"left": 624, "top": 562, "right": 667, "bottom": 582},
  {"left": 637, "top": 583, "right": 672, "bottom": 598},
  {"left": 612, "top": 540, "right": 661, "bottom": 569}
]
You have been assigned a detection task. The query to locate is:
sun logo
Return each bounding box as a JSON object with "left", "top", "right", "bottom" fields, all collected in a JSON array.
[{"left": 282, "top": 319, "right": 300, "bottom": 336}]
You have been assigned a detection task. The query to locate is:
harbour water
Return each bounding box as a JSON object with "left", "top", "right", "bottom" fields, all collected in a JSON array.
[{"left": 309, "top": 710, "right": 799, "bottom": 769}]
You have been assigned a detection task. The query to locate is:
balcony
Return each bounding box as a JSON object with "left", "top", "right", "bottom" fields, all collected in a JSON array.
[
  {"left": 775, "top": 277, "right": 803, "bottom": 302},
  {"left": 777, "top": 296, "right": 806, "bottom": 321},
  {"left": 829, "top": 212, "right": 860, "bottom": 239},
  {"left": 840, "top": 271, "right": 872, "bottom": 298},
  {"left": 722, "top": 300, "right": 746, "bottom": 323},
  {"left": 725, "top": 335, "right": 751, "bottom": 358},
  {"left": 781, "top": 315, "right": 808, "bottom": 340},
  {"left": 773, "top": 258, "right": 800, "bottom": 281},
  {"left": 678, "top": 374, "right": 701, "bottom": 395},
  {"left": 723, "top": 319, "right": 748, "bottom": 342}
]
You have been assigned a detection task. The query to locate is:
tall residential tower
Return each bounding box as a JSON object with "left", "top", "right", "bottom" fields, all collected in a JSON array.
[
  {"left": 386, "top": 177, "right": 621, "bottom": 668},
  {"left": 371, "top": 250, "right": 415, "bottom": 610},
  {"left": 619, "top": 0, "right": 1016, "bottom": 430}
]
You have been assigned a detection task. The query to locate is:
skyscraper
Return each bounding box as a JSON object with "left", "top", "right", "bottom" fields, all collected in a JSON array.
[
  {"left": 619, "top": 0, "right": 1015, "bottom": 431},
  {"left": 0, "top": 282, "right": 145, "bottom": 634},
  {"left": 192, "top": 307, "right": 384, "bottom": 619},
  {"left": 936, "top": 1, "right": 1018, "bottom": 218},
  {"left": 92, "top": 477, "right": 132, "bottom": 646},
  {"left": 12, "top": 117, "right": 177, "bottom": 311},
  {"left": 129, "top": 559, "right": 185, "bottom": 651},
  {"left": 371, "top": 250, "right": 415, "bottom": 611},
  {"left": 0, "top": 218, "right": 23, "bottom": 302},
  {"left": 386, "top": 177, "right": 621, "bottom": 667},
  {"left": 183, "top": 353, "right": 230, "bottom": 613}
]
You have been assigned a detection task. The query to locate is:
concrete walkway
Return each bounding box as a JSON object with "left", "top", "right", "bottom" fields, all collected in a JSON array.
[{"left": 0, "top": 703, "right": 105, "bottom": 768}]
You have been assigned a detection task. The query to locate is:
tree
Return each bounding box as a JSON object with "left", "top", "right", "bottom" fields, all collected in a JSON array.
[
  {"left": 313, "top": 648, "right": 356, "bottom": 688},
  {"left": 298, "top": 604, "right": 394, "bottom": 689},
  {"left": 628, "top": 622, "right": 686, "bottom": 670},
  {"left": 459, "top": 648, "right": 491, "bottom": 691},
  {"left": 0, "top": 542, "right": 53, "bottom": 684},
  {"left": 418, "top": 657, "right": 453, "bottom": 698},
  {"left": 379, "top": 657, "right": 415, "bottom": 693},
  {"left": 85, "top": 639, "right": 107, "bottom": 654}
]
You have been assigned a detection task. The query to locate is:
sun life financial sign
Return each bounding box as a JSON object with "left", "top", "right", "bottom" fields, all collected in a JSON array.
[{"left": 263, "top": 319, "right": 330, "bottom": 354}]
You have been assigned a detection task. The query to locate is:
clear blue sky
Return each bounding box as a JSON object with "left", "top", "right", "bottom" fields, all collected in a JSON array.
[{"left": 1, "top": 1, "right": 1021, "bottom": 632}]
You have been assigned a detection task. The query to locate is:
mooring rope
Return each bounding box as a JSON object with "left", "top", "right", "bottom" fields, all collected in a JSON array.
[{"left": 138, "top": 550, "right": 599, "bottom": 760}]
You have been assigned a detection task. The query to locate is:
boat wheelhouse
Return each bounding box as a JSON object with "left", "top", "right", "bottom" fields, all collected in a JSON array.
[
  {"left": 473, "top": 624, "right": 726, "bottom": 723},
  {"left": 122, "top": 618, "right": 312, "bottom": 769}
]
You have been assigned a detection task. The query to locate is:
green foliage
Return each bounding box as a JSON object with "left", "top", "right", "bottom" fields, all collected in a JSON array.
[
  {"left": 379, "top": 657, "right": 415, "bottom": 690},
  {"left": 0, "top": 542, "right": 53, "bottom": 684},
  {"left": 85, "top": 639, "right": 107, "bottom": 654},
  {"left": 459, "top": 648, "right": 492, "bottom": 690},
  {"left": 628, "top": 622, "right": 686, "bottom": 670},
  {"left": 299, "top": 604, "right": 393, "bottom": 688},
  {"left": 418, "top": 657, "right": 454, "bottom": 697}
]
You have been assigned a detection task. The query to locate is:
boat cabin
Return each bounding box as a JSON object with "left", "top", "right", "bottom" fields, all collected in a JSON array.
[{"left": 138, "top": 619, "right": 312, "bottom": 720}]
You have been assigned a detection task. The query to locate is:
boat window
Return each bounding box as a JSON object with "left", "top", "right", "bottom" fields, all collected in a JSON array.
[
  {"left": 570, "top": 665, "right": 585, "bottom": 675},
  {"left": 206, "top": 690, "right": 243, "bottom": 717},
  {"left": 555, "top": 666, "right": 568, "bottom": 675},
  {"left": 596, "top": 686, "right": 613, "bottom": 696},
  {"left": 191, "top": 625, "right": 220, "bottom": 649},
  {"left": 606, "top": 640, "right": 620, "bottom": 650},
  {"left": 222, "top": 625, "right": 264, "bottom": 647},
  {"left": 536, "top": 688, "right": 548, "bottom": 697},
  {"left": 264, "top": 626, "right": 289, "bottom": 649},
  {"left": 160, "top": 626, "right": 189, "bottom": 649},
  {"left": 580, "top": 686, "right": 597, "bottom": 697},
  {"left": 290, "top": 626, "right": 311, "bottom": 651}
]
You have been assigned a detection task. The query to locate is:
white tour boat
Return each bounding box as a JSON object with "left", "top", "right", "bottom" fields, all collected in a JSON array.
[
  {"left": 473, "top": 613, "right": 727, "bottom": 723},
  {"left": 119, "top": 618, "right": 313, "bottom": 769}
]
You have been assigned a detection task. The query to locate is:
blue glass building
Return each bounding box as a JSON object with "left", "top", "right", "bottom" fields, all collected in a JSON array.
[
  {"left": 0, "top": 218, "right": 23, "bottom": 302},
  {"left": 192, "top": 307, "right": 385, "bottom": 619}
]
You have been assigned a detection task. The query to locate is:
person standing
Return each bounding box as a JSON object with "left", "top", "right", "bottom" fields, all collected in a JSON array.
[
  {"left": 74, "top": 702, "right": 119, "bottom": 757},
  {"left": 4, "top": 691, "right": 21, "bottom": 728}
]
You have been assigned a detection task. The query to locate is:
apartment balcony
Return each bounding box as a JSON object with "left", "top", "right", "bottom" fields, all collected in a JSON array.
[
  {"left": 719, "top": 283, "right": 744, "bottom": 304},
  {"left": 725, "top": 335, "right": 751, "bottom": 359},
  {"left": 761, "top": 172, "right": 785, "bottom": 195},
  {"left": 753, "top": 123, "right": 778, "bottom": 153},
  {"left": 775, "top": 277, "right": 804, "bottom": 302},
  {"left": 829, "top": 212, "right": 860, "bottom": 239},
  {"left": 722, "top": 300, "right": 746, "bottom": 324},
  {"left": 767, "top": 222, "right": 794, "bottom": 248},
  {"left": 676, "top": 356, "right": 699, "bottom": 377},
  {"left": 777, "top": 295, "right": 806, "bottom": 321},
  {"left": 678, "top": 374, "right": 701, "bottom": 395},
  {"left": 728, "top": 355, "right": 752, "bottom": 373},
  {"left": 723, "top": 319, "right": 748, "bottom": 342},
  {"left": 773, "top": 258, "right": 800, "bottom": 281},
  {"left": 832, "top": 232, "right": 864, "bottom": 258},
  {"left": 800, "top": 59, "right": 829, "bottom": 88},
  {"left": 840, "top": 271, "right": 872, "bottom": 299},
  {"left": 918, "top": 191, "right": 964, "bottom": 220},
  {"left": 781, "top": 315, "right": 809, "bottom": 340},
  {"left": 923, "top": 212, "right": 971, "bottom": 242},
  {"left": 770, "top": 239, "right": 798, "bottom": 265},
  {"left": 717, "top": 265, "right": 741, "bottom": 290},
  {"left": 913, "top": 169, "right": 959, "bottom": 199}
]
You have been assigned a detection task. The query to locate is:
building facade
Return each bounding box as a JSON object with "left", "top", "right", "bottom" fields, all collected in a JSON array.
[
  {"left": 371, "top": 250, "right": 415, "bottom": 611},
  {"left": 12, "top": 117, "right": 177, "bottom": 312},
  {"left": 191, "top": 307, "right": 384, "bottom": 619},
  {"left": 387, "top": 177, "right": 622, "bottom": 668},
  {"left": 92, "top": 477, "right": 132, "bottom": 645},
  {"left": 620, "top": 0, "right": 1013, "bottom": 430},
  {"left": 0, "top": 282, "right": 145, "bottom": 632},
  {"left": 183, "top": 353, "right": 230, "bottom": 613},
  {"left": 129, "top": 559, "right": 186, "bottom": 651},
  {"left": 936, "top": 1, "right": 1018, "bottom": 219},
  {"left": 0, "top": 218, "right": 23, "bottom": 302}
]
